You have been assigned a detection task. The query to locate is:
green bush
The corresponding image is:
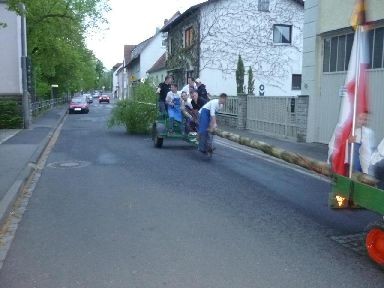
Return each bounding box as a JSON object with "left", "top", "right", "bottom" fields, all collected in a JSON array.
[
  {"left": 0, "top": 100, "right": 23, "bottom": 129},
  {"left": 108, "top": 81, "right": 157, "bottom": 134}
]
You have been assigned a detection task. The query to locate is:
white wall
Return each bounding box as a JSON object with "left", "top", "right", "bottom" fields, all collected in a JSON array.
[
  {"left": 140, "top": 33, "right": 166, "bottom": 80},
  {"left": 112, "top": 64, "right": 123, "bottom": 95},
  {"left": 0, "top": 3, "right": 22, "bottom": 95},
  {"left": 148, "top": 69, "right": 167, "bottom": 87},
  {"left": 199, "top": 0, "right": 304, "bottom": 96}
]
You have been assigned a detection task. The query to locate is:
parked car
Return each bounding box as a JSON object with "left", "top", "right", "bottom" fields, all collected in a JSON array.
[
  {"left": 68, "top": 97, "right": 89, "bottom": 114},
  {"left": 99, "top": 95, "right": 110, "bottom": 104}
]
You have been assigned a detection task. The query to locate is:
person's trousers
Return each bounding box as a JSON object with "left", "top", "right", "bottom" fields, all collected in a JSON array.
[{"left": 198, "top": 131, "right": 213, "bottom": 152}]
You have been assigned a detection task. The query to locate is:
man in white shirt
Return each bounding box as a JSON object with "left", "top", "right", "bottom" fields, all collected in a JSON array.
[
  {"left": 181, "top": 77, "right": 197, "bottom": 96},
  {"left": 197, "top": 93, "right": 227, "bottom": 155}
]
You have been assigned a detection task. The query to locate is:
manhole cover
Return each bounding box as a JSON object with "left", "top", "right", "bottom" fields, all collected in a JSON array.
[
  {"left": 47, "top": 160, "right": 90, "bottom": 169},
  {"left": 330, "top": 232, "right": 367, "bottom": 256}
]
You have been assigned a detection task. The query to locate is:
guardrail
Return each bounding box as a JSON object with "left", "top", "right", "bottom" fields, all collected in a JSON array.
[{"left": 31, "top": 97, "right": 68, "bottom": 117}]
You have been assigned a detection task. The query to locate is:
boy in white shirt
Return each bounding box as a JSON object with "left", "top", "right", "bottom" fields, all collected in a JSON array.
[{"left": 198, "top": 93, "right": 227, "bottom": 155}]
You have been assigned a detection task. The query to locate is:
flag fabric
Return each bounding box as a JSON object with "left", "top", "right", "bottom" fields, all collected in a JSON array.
[{"left": 330, "top": 0, "right": 369, "bottom": 176}]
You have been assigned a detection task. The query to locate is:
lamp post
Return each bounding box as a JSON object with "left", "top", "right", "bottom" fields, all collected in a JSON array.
[{"left": 51, "top": 84, "right": 58, "bottom": 107}]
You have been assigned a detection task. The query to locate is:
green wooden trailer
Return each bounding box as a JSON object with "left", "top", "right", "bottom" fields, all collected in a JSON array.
[
  {"left": 329, "top": 174, "right": 384, "bottom": 266},
  {"left": 151, "top": 111, "right": 198, "bottom": 148}
]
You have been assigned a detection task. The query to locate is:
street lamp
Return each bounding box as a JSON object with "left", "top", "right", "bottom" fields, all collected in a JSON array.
[{"left": 51, "top": 84, "right": 58, "bottom": 107}]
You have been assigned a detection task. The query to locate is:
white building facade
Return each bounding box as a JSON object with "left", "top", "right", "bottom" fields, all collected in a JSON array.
[
  {"left": 303, "top": 0, "right": 384, "bottom": 143},
  {"left": 198, "top": 0, "right": 304, "bottom": 96},
  {"left": 0, "top": 1, "right": 23, "bottom": 96}
]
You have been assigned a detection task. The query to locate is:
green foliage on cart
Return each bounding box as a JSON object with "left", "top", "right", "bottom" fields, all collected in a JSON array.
[{"left": 108, "top": 80, "right": 157, "bottom": 134}]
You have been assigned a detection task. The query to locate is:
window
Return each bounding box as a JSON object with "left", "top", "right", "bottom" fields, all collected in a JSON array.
[
  {"left": 186, "top": 70, "right": 193, "bottom": 83},
  {"left": 273, "top": 24, "right": 292, "bottom": 44},
  {"left": 184, "top": 26, "right": 194, "bottom": 48},
  {"left": 373, "top": 27, "right": 384, "bottom": 69},
  {"left": 330, "top": 37, "right": 338, "bottom": 72},
  {"left": 292, "top": 74, "right": 302, "bottom": 90},
  {"left": 161, "top": 32, "right": 167, "bottom": 48},
  {"left": 258, "top": 0, "right": 270, "bottom": 12},
  {"left": 323, "top": 38, "right": 331, "bottom": 72},
  {"left": 323, "top": 27, "right": 384, "bottom": 72},
  {"left": 168, "top": 36, "right": 172, "bottom": 55},
  {"left": 337, "top": 35, "right": 346, "bottom": 71}
]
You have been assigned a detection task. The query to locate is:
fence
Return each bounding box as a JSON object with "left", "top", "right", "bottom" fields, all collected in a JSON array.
[
  {"left": 216, "top": 95, "right": 309, "bottom": 142},
  {"left": 31, "top": 97, "right": 69, "bottom": 118}
]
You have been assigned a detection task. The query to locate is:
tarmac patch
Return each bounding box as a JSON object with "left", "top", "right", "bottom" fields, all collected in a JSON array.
[
  {"left": 47, "top": 160, "right": 90, "bottom": 169},
  {"left": 330, "top": 232, "right": 367, "bottom": 256}
]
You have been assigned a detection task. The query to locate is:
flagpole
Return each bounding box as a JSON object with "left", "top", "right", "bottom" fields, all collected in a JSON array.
[{"left": 349, "top": 25, "right": 362, "bottom": 178}]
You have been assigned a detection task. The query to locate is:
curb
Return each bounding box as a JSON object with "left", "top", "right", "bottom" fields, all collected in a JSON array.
[
  {"left": 0, "top": 107, "right": 67, "bottom": 226},
  {"left": 215, "top": 129, "right": 378, "bottom": 186},
  {"left": 215, "top": 129, "right": 331, "bottom": 177}
]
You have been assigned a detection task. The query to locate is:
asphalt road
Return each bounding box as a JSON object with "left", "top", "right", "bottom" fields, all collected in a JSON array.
[{"left": 0, "top": 101, "right": 383, "bottom": 287}]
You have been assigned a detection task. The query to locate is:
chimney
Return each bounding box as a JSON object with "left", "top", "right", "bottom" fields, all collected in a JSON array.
[{"left": 164, "top": 19, "right": 168, "bottom": 25}]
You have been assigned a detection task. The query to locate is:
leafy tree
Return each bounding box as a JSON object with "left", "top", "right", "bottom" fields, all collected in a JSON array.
[
  {"left": 248, "top": 66, "right": 255, "bottom": 95},
  {"left": 236, "top": 54, "right": 245, "bottom": 94},
  {"left": 108, "top": 80, "right": 157, "bottom": 134},
  {"left": 6, "top": 0, "right": 110, "bottom": 99}
]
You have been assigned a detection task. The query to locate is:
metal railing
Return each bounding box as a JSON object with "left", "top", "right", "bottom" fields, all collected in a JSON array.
[
  {"left": 212, "top": 95, "right": 238, "bottom": 116},
  {"left": 31, "top": 97, "right": 68, "bottom": 117}
]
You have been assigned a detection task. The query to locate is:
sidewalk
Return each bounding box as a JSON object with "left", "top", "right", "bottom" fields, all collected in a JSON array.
[
  {"left": 219, "top": 125, "right": 329, "bottom": 162},
  {"left": 0, "top": 106, "right": 67, "bottom": 225}
]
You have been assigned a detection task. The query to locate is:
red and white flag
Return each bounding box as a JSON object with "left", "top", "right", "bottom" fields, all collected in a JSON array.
[{"left": 330, "top": 0, "right": 369, "bottom": 176}]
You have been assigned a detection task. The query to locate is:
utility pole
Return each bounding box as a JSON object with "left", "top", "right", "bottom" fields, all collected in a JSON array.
[{"left": 20, "top": 3, "right": 31, "bottom": 129}]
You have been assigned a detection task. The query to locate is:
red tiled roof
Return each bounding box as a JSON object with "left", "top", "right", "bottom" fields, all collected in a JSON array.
[
  {"left": 147, "top": 53, "right": 166, "bottom": 73},
  {"left": 124, "top": 45, "right": 136, "bottom": 66}
]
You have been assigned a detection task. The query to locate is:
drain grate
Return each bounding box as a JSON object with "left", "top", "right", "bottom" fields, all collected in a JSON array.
[
  {"left": 47, "top": 160, "right": 90, "bottom": 169},
  {"left": 330, "top": 232, "right": 367, "bottom": 256}
]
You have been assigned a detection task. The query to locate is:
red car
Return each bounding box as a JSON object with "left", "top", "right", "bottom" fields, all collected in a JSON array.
[
  {"left": 68, "top": 97, "right": 89, "bottom": 114},
  {"left": 99, "top": 95, "right": 110, "bottom": 103}
]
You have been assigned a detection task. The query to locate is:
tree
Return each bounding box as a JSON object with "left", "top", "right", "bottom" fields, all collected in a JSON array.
[
  {"left": 6, "top": 0, "right": 110, "bottom": 98},
  {"left": 248, "top": 66, "right": 255, "bottom": 95},
  {"left": 236, "top": 54, "right": 244, "bottom": 94}
]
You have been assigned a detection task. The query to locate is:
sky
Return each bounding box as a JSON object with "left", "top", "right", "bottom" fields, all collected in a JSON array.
[{"left": 86, "top": 0, "right": 204, "bottom": 69}]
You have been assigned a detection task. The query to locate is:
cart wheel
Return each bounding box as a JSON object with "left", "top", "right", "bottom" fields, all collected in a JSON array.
[
  {"left": 154, "top": 136, "right": 163, "bottom": 148},
  {"left": 152, "top": 123, "right": 163, "bottom": 148},
  {"left": 366, "top": 221, "right": 384, "bottom": 267}
]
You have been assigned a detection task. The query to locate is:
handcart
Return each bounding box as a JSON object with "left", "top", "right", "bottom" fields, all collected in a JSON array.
[
  {"left": 151, "top": 111, "right": 198, "bottom": 148},
  {"left": 329, "top": 174, "right": 384, "bottom": 267}
]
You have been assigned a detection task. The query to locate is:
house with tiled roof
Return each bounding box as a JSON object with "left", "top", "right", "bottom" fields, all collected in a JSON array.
[
  {"left": 146, "top": 53, "right": 167, "bottom": 86},
  {"left": 124, "top": 11, "right": 181, "bottom": 97},
  {"left": 112, "top": 62, "right": 123, "bottom": 99},
  {"left": 161, "top": 0, "right": 304, "bottom": 96}
]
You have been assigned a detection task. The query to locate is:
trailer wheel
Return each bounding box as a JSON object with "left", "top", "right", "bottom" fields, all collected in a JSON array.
[
  {"left": 152, "top": 123, "right": 163, "bottom": 148},
  {"left": 366, "top": 221, "right": 384, "bottom": 267}
]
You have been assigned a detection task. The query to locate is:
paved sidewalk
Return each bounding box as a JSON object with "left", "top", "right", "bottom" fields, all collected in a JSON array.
[
  {"left": 0, "top": 106, "right": 67, "bottom": 225},
  {"left": 219, "top": 125, "right": 329, "bottom": 162}
]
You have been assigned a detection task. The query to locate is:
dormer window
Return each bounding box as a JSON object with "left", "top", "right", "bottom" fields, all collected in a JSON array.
[{"left": 184, "top": 26, "right": 194, "bottom": 48}]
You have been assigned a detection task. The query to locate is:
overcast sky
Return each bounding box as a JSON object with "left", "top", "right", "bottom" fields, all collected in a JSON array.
[{"left": 86, "top": 0, "right": 203, "bottom": 69}]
